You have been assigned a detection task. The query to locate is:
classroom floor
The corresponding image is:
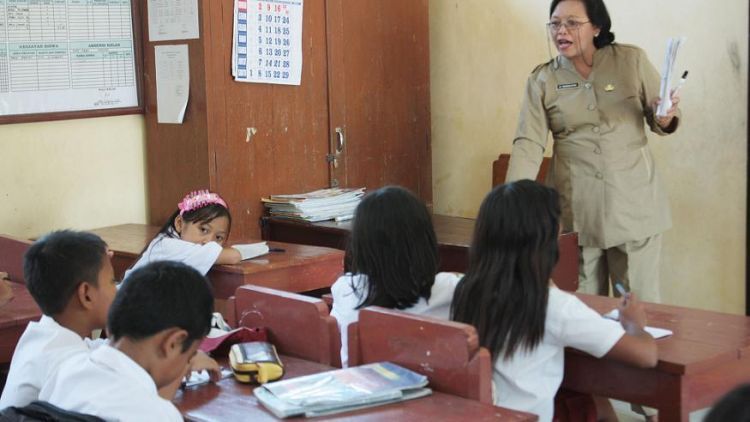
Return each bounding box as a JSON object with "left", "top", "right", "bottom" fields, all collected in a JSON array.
[{"left": 612, "top": 400, "right": 710, "bottom": 421}]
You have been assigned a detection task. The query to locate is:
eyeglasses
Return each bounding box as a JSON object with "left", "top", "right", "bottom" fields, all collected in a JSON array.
[{"left": 546, "top": 19, "right": 590, "bottom": 32}]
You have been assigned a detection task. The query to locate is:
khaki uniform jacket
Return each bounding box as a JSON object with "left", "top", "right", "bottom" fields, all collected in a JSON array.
[{"left": 506, "top": 44, "right": 679, "bottom": 249}]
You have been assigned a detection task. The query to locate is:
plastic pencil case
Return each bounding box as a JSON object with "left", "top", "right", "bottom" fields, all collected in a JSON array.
[{"left": 228, "top": 341, "right": 284, "bottom": 384}]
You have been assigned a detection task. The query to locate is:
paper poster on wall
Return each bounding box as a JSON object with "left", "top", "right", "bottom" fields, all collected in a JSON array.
[
  {"left": 147, "top": 0, "right": 200, "bottom": 41},
  {"left": 0, "top": 0, "right": 138, "bottom": 117},
  {"left": 232, "top": 0, "right": 303, "bottom": 86},
  {"left": 155, "top": 44, "right": 189, "bottom": 124}
]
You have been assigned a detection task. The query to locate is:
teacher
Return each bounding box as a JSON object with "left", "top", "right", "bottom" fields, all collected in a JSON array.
[{"left": 506, "top": 0, "right": 681, "bottom": 303}]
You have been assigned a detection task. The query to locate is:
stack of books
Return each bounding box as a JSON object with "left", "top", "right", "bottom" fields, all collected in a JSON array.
[{"left": 262, "top": 188, "right": 365, "bottom": 222}]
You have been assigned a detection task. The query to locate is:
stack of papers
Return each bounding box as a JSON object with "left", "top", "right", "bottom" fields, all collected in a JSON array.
[
  {"left": 262, "top": 188, "right": 365, "bottom": 222},
  {"left": 254, "top": 362, "right": 431, "bottom": 418},
  {"left": 656, "top": 36, "right": 686, "bottom": 117}
]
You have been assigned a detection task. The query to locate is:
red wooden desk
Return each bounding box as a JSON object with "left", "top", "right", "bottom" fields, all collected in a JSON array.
[
  {"left": 88, "top": 225, "right": 344, "bottom": 315},
  {"left": 174, "top": 355, "right": 537, "bottom": 421},
  {"left": 261, "top": 214, "right": 580, "bottom": 291},
  {"left": 563, "top": 294, "right": 750, "bottom": 422},
  {"left": 0, "top": 283, "right": 41, "bottom": 364}
]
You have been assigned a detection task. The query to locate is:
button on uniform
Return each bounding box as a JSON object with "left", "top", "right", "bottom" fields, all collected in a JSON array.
[
  {"left": 584, "top": 82, "right": 592, "bottom": 89},
  {"left": 595, "top": 172, "right": 603, "bottom": 179},
  {"left": 587, "top": 104, "right": 596, "bottom": 111},
  {"left": 594, "top": 147, "right": 601, "bottom": 154},
  {"left": 592, "top": 126, "right": 600, "bottom": 133}
]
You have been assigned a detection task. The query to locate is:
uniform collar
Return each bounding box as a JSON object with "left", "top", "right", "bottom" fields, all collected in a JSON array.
[
  {"left": 90, "top": 345, "right": 159, "bottom": 395},
  {"left": 554, "top": 45, "right": 610, "bottom": 74}
]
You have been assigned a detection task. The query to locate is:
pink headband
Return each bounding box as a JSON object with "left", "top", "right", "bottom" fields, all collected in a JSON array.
[{"left": 178, "top": 190, "right": 228, "bottom": 216}]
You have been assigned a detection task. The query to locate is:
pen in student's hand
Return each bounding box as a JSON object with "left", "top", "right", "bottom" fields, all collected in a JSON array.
[
  {"left": 268, "top": 247, "right": 285, "bottom": 253},
  {"left": 614, "top": 282, "right": 629, "bottom": 299},
  {"left": 672, "top": 70, "right": 688, "bottom": 96}
]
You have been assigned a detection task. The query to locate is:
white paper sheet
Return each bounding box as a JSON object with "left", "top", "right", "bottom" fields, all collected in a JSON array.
[
  {"left": 148, "top": 0, "right": 200, "bottom": 41},
  {"left": 602, "top": 309, "right": 674, "bottom": 339},
  {"left": 656, "top": 37, "right": 685, "bottom": 117},
  {"left": 232, "top": 0, "right": 304, "bottom": 86},
  {"left": 155, "top": 45, "right": 190, "bottom": 124}
]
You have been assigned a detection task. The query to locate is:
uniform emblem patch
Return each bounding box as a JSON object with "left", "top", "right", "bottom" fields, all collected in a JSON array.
[{"left": 604, "top": 84, "right": 615, "bottom": 92}]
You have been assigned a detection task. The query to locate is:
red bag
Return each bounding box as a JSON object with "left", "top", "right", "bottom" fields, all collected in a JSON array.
[{"left": 199, "top": 327, "right": 268, "bottom": 357}]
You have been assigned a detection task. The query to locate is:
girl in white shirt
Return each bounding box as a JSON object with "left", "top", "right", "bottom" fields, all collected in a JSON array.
[
  {"left": 125, "top": 190, "right": 243, "bottom": 280},
  {"left": 330, "top": 186, "right": 461, "bottom": 366},
  {"left": 451, "top": 180, "right": 657, "bottom": 422}
]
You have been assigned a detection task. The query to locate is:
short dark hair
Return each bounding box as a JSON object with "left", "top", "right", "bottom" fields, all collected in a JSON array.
[
  {"left": 705, "top": 384, "right": 750, "bottom": 422},
  {"left": 550, "top": 0, "right": 615, "bottom": 48},
  {"left": 346, "top": 186, "right": 439, "bottom": 310},
  {"left": 452, "top": 180, "right": 560, "bottom": 361},
  {"left": 24, "top": 230, "right": 108, "bottom": 316},
  {"left": 109, "top": 261, "right": 213, "bottom": 351}
]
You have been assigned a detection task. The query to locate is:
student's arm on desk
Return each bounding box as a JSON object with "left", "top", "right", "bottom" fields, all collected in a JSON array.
[
  {"left": 604, "top": 293, "right": 658, "bottom": 368},
  {"left": 216, "top": 247, "right": 242, "bottom": 265}
]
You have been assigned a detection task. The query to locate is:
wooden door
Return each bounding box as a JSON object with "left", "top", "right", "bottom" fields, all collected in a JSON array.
[
  {"left": 205, "top": 0, "right": 331, "bottom": 240},
  {"left": 325, "top": 0, "right": 432, "bottom": 203}
]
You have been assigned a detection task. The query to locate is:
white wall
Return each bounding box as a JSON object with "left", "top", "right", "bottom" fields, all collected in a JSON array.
[
  {"left": 0, "top": 115, "right": 147, "bottom": 239},
  {"left": 430, "top": 0, "right": 748, "bottom": 314}
]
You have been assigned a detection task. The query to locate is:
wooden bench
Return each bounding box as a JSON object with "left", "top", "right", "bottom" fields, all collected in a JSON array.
[
  {"left": 347, "top": 307, "right": 493, "bottom": 404},
  {"left": 0, "top": 234, "right": 33, "bottom": 284},
  {"left": 232, "top": 285, "right": 341, "bottom": 367}
]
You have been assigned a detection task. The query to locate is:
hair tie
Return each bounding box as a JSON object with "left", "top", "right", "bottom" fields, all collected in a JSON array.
[{"left": 178, "top": 190, "right": 227, "bottom": 216}]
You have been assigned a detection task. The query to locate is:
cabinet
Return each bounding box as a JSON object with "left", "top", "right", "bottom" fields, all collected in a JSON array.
[{"left": 141, "top": 0, "right": 431, "bottom": 240}]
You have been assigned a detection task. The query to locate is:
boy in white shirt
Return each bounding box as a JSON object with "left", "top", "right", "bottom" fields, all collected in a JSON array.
[
  {"left": 40, "top": 261, "right": 214, "bottom": 422},
  {"left": 0, "top": 231, "right": 116, "bottom": 409}
]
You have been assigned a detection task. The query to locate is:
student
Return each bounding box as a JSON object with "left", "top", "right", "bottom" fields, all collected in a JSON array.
[
  {"left": 330, "top": 186, "right": 461, "bottom": 366},
  {"left": 0, "top": 271, "right": 12, "bottom": 307},
  {"left": 0, "top": 231, "right": 117, "bottom": 408},
  {"left": 451, "top": 180, "right": 657, "bottom": 422},
  {"left": 704, "top": 384, "right": 750, "bottom": 422},
  {"left": 124, "top": 190, "right": 243, "bottom": 280},
  {"left": 39, "top": 261, "right": 214, "bottom": 421}
]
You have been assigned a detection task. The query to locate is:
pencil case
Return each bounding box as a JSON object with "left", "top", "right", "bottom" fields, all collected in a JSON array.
[{"left": 229, "top": 342, "right": 284, "bottom": 384}]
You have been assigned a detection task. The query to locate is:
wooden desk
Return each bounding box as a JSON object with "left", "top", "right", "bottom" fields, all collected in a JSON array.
[
  {"left": 174, "top": 356, "right": 537, "bottom": 421},
  {"left": 88, "top": 224, "right": 345, "bottom": 300},
  {"left": 563, "top": 294, "right": 750, "bottom": 422},
  {"left": 261, "top": 215, "right": 580, "bottom": 291},
  {"left": 0, "top": 283, "right": 41, "bottom": 364}
]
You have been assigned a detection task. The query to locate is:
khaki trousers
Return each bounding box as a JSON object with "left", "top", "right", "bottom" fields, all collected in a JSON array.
[
  {"left": 579, "top": 234, "right": 661, "bottom": 417},
  {"left": 578, "top": 234, "right": 662, "bottom": 303}
]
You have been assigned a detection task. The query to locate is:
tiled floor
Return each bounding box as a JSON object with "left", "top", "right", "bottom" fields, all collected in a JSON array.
[{"left": 612, "top": 400, "right": 710, "bottom": 422}]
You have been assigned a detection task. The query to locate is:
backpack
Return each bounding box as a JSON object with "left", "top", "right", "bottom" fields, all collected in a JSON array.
[{"left": 0, "top": 401, "right": 104, "bottom": 422}]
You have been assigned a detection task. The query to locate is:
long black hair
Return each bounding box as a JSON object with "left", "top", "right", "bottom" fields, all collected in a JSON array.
[
  {"left": 157, "top": 204, "right": 233, "bottom": 240},
  {"left": 550, "top": 0, "right": 615, "bottom": 48},
  {"left": 346, "top": 186, "right": 439, "bottom": 310},
  {"left": 451, "top": 180, "right": 560, "bottom": 361}
]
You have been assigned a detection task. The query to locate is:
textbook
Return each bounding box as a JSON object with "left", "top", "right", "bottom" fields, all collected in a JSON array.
[
  {"left": 232, "top": 241, "right": 270, "bottom": 260},
  {"left": 262, "top": 188, "right": 365, "bottom": 222},
  {"left": 254, "top": 362, "right": 431, "bottom": 418}
]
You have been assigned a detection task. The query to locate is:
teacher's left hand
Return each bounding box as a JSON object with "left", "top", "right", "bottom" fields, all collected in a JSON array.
[{"left": 653, "top": 90, "right": 681, "bottom": 129}]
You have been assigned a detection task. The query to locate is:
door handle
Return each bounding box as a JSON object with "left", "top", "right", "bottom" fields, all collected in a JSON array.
[{"left": 335, "top": 127, "right": 345, "bottom": 153}]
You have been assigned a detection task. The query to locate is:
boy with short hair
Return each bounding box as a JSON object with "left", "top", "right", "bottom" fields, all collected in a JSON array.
[
  {"left": 40, "top": 261, "right": 214, "bottom": 421},
  {"left": 0, "top": 231, "right": 116, "bottom": 408}
]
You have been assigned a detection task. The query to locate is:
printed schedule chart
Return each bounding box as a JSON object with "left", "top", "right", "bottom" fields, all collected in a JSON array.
[
  {"left": 232, "top": 0, "right": 302, "bottom": 86},
  {"left": 0, "top": 0, "right": 138, "bottom": 116}
]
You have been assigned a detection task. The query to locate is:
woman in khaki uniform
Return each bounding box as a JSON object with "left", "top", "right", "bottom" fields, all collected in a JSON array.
[{"left": 506, "top": 0, "right": 681, "bottom": 304}]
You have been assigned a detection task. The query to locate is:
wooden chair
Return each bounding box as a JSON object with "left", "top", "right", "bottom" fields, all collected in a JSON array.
[
  {"left": 0, "top": 234, "right": 33, "bottom": 284},
  {"left": 492, "top": 153, "right": 550, "bottom": 186},
  {"left": 347, "top": 307, "right": 493, "bottom": 404},
  {"left": 233, "top": 285, "right": 341, "bottom": 367}
]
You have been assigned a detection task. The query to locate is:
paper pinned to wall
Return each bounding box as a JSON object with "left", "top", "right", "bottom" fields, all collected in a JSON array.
[
  {"left": 155, "top": 45, "right": 190, "bottom": 124},
  {"left": 232, "top": 0, "right": 304, "bottom": 86},
  {"left": 148, "top": 0, "right": 200, "bottom": 41},
  {"left": 656, "top": 37, "right": 685, "bottom": 117}
]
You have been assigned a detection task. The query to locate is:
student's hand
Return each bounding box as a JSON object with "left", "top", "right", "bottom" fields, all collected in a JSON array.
[
  {"left": 189, "top": 350, "right": 222, "bottom": 382},
  {"left": 618, "top": 292, "right": 648, "bottom": 335},
  {"left": 0, "top": 272, "right": 13, "bottom": 307}
]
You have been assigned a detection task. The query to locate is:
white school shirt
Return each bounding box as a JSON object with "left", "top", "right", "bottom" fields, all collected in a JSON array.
[
  {"left": 39, "top": 344, "right": 182, "bottom": 422},
  {"left": 330, "top": 271, "right": 462, "bottom": 367},
  {"left": 0, "top": 315, "right": 103, "bottom": 408},
  {"left": 492, "top": 287, "right": 625, "bottom": 422},
  {"left": 123, "top": 232, "right": 223, "bottom": 280}
]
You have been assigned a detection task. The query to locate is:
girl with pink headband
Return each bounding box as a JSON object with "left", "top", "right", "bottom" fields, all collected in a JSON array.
[{"left": 124, "top": 190, "right": 244, "bottom": 280}]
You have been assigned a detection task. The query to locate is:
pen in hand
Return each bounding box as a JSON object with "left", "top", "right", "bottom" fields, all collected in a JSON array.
[
  {"left": 614, "top": 282, "right": 630, "bottom": 302},
  {"left": 672, "top": 70, "right": 688, "bottom": 96}
]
